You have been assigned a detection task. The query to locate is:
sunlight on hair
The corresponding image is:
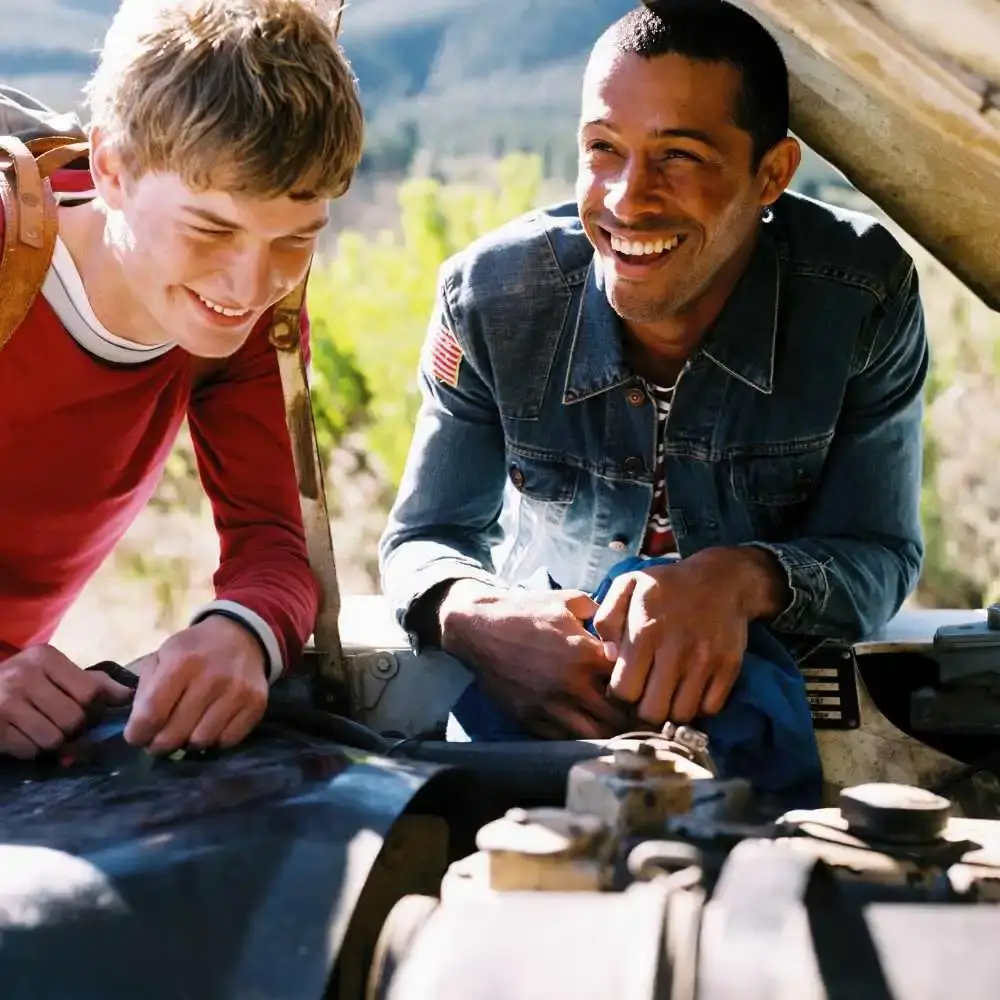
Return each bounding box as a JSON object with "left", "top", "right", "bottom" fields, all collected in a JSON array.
[{"left": 85, "top": 0, "right": 364, "bottom": 200}]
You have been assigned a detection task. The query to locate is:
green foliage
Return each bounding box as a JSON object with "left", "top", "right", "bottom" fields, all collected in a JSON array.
[{"left": 307, "top": 152, "right": 544, "bottom": 484}]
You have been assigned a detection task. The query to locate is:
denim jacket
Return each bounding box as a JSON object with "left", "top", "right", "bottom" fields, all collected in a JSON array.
[{"left": 379, "top": 191, "right": 928, "bottom": 649}]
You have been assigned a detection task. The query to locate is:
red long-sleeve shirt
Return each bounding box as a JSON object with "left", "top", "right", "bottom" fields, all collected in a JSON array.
[{"left": 0, "top": 186, "right": 320, "bottom": 678}]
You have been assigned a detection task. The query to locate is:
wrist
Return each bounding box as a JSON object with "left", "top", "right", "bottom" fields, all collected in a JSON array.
[
  {"left": 197, "top": 612, "right": 269, "bottom": 676},
  {"left": 439, "top": 579, "right": 504, "bottom": 651},
  {"left": 690, "top": 546, "right": 791, "bottom": 621}
]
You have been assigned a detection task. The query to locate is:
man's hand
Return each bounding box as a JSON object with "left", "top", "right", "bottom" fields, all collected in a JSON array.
[
  {"left": 592, "top": 548, "right": 790, "bottom": 726},
  {"left": 0, "top": 646, "right": 133, "bottom": 759},
  {"left": 124, "top": 615, "right": 269, "bottom": 754},
  {"left": 439, "top": 581, "right": 632, "bottom": 740}
]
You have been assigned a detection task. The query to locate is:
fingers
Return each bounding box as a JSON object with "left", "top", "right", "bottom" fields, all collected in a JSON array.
[
  {"left": 0, "top": 721, "right": 39, "bottom": 760},
  {"left": 4, "top": 699, "right": 65, "bottom": 753},
  {"left": 636, "top": 640, "right": 685, "bottom": 726},
  {"left": 217, "top": 704, "right": 265, "bottom": 748},
  {"left": 591, "top": 575, "right": 635, "bottom": 659},
  {"left": 147, "top": 683, "right": 219, "bottom": 755},
  {"left": 88, "top": 671, "right": 135, "bottom": 706},
  {"left": 561, "top": 590, "right": 600, "bottom": 622},
  {"left": 26, "top": 679, "right": 88, "bottom": 735},
  {"left": 636, "top": 644, "right": 743, "bottom": 725},
  {"left": 125, "top": 651, "right": 267, "bottom": 754},
  {"left": 607, "top": 582, "right": 657, "bottom": 704},
  {"left": 658, "top": 653, "right": 710, "bottom": 724},
  {"left": 124, "top": 656, "right": 185, "bottom": 748},
  {"left": 700, "top": 655, "right": 742, "bottom": 717}
]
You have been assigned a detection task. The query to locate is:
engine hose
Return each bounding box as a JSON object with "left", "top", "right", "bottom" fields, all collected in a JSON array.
[
  {"left": 391, "top": 739, "right": 609, "bottom": 803},
  {"left": 85, "top": 660, "right": 393, "bottom": 755},
  {"left": 86, "top": 661, "right": 610, "bottom": 790}
]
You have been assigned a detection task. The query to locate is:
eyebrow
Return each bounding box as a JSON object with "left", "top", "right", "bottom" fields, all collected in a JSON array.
[
  {"left": 182, "top": 206, "right": 329, "bottom": 235},
  {"left": 583, "top": 119, "right": 722, "bottom": 152}
]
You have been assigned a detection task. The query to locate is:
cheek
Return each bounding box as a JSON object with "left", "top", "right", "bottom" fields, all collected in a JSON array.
[
  {"left": 165, "top": 240, "right": 233, "bottom": 285},
  {"left": 666, "top": 168, "right": 736, "bottom": 216},
  {"left": 280, "top": 247, "right": 317, "bottom": 290},
  {"left": 575, "top": 162, "right": 602, "bottom": 208}
]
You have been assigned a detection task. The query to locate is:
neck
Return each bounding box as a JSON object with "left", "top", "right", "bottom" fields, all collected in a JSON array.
[
  {"left": 57, "top": 201, "right": 168, "bottom": 348},
  {"left": 623, "top": 225, "right": 759, "bottom": 384}
]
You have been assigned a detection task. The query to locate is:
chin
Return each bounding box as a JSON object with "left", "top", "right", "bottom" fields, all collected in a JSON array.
[{"left": 178, "top": 331, "right": 253, "bottom": 360}]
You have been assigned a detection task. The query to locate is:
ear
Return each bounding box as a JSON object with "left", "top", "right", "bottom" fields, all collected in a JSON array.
[
  {"left": 757, "top": 136, "right": 801, "bottom": 207},
  {"left": 88, "top": 126, "right": 130, "bottom": 211}
]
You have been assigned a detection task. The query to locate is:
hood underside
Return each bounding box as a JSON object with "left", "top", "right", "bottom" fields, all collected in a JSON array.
[{"left": 733, "top": 0, "right": 1000, "bottom": 311}]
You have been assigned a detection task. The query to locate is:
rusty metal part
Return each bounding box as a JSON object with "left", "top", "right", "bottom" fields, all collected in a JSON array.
[
  {"left": 567, "top": 746, "right": 701, "bottom": 839},
  {"left": 444, "top": 807, "right": 610, "bottom": 895},
  {"left": 778, "top": 790, "right": 1000, "bottom": 900},
  {"left": 607, "top": 728, "right": 718, "bottom": 775},
  {"left": 269, "top": 277, "right": 346, "bottom": 705},
  {"left": 261, "top": 0, "right": 350, "bottom": 706}
]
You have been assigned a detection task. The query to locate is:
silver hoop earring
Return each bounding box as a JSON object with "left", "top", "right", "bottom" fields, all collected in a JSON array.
[{"left": 762, "top": 207, "right": 774, "bottom": 224}]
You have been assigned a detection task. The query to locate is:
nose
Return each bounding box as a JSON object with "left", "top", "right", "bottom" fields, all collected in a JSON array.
[
  {"left": 603, "top": 154, "right": 662, "bottom": 226},
  {"left": 225, "top": 243, "right": 275, "bottom": 307}
]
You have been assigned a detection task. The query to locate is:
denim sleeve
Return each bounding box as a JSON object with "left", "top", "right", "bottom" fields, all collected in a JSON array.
[
  {"left": 378, "top": 267, "right": 509, "bottom": 633},
  {"left": 747, "top": 259, "right": 929, "bottom": 642}
]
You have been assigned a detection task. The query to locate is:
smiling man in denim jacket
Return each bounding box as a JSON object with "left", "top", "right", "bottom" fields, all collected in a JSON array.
[{"left": 379, "top": 1, "right": 928, "bottom": 746}]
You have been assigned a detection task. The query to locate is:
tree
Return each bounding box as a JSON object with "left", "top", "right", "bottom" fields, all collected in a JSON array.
[{"left": 307, "top": 153, "right": 544, "bottom": 485}]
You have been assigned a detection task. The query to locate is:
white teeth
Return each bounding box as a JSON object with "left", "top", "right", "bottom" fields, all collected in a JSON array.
[
  {"left": 195, "top": 292, "right": 249, "bottom": 318},
  {"left": 610, "top": 234, "right": 680, "bottom": 256}
]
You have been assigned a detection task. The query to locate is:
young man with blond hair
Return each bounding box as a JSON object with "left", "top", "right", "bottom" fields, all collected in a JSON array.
[{"left": 0, "top": 0, "right": 363, "bottom": 758}]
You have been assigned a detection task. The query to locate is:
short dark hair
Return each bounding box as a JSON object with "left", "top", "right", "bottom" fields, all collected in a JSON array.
[{"left": 599, "top": 1, "right": 789, "bottom": 167}]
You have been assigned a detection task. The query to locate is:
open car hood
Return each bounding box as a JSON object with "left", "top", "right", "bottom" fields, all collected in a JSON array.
[{"left": 732, "top": 0, "right": 1000, "bottom": 310}]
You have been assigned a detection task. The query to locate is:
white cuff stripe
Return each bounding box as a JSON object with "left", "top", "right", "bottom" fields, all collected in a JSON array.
[{"left": 191, "top": 601, "right": 284, "bottom": 684}]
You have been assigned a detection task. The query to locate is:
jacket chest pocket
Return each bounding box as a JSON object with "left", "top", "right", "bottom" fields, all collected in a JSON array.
[
  {"left": 506, "top": 451, "right": 580, "bottom": 505},
  {"left": 729, "top": 441, "right": 830, "bottom": 537}
]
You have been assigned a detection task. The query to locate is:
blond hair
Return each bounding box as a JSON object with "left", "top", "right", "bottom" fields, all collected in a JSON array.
[{"left": 85, "top": 0, "right": 363, "bottom": 200}]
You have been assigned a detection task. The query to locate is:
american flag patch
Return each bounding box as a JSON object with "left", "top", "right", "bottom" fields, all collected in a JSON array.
[{"left": 430, "top": 325, "right": 463, "bottom": 387}]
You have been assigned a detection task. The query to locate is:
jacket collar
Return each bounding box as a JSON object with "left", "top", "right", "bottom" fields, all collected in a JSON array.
[{"left": 563, "top": 223, "right": 783, "bottom": 403}]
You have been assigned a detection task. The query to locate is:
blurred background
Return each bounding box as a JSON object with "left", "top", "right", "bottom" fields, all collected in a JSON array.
[{"left": 3, "top": 0, "right": 996, "bottom": 664}]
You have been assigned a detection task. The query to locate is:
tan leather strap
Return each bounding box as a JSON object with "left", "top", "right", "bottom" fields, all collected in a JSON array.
[
  {"left": 0, "top": 134, "right": 63, "bottom": 349},
  {"left": 32, "top": 139, "right": 89, "bottom": 179}
]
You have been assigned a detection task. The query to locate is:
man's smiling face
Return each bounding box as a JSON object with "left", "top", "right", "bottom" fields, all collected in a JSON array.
[{"left": 575, "top": 49, "right": 782, "bottom": 328}]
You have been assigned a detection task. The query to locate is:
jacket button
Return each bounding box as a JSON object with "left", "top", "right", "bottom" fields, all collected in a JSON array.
[
  {"left": 625, "top": 385, "right": 646, "bottom": 407},
  {"left": 509, "top": 464, "right": 525, "bottom": 490},
  {"left": 623, "top": 456, "right": 645, "bottom": 478},
  {"left": 608, "top": 537, "right": 628, "bottom": 552}
]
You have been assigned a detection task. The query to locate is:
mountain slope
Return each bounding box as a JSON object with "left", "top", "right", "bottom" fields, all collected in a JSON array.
[
  {"left": 0, "top": 0, "right": 634, "bottom": 166},
  {"left": 0, "top": 0, "right": 841, "bottom": 188}
]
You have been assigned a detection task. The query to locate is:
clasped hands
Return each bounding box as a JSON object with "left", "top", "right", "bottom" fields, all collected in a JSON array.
[
  {"left": 440, "top": 547, "right": 789, "bottom": 740},
  {"left": 0, "top": 614, "right": 269, "bottom": 760}
]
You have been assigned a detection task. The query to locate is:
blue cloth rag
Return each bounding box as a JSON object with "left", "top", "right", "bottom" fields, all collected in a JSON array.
[{"left": 446, "top": 555, "right": 823, "bottom": 800}]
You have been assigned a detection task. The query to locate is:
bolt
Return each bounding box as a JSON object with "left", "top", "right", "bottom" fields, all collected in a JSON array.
[
  {"left": 675, "top": 726, "right": 709, "bottom": 754},
  {"left": 373, "top": 654, "right": 395, "bottom": 677}
]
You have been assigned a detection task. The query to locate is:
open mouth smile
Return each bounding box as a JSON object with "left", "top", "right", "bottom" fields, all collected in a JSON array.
[
  {"left": 601, "top": 228, "right": 689, "bottom": 273},
  {"left": 184, "top": 288, "right": 255, "bottom": 328}
]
